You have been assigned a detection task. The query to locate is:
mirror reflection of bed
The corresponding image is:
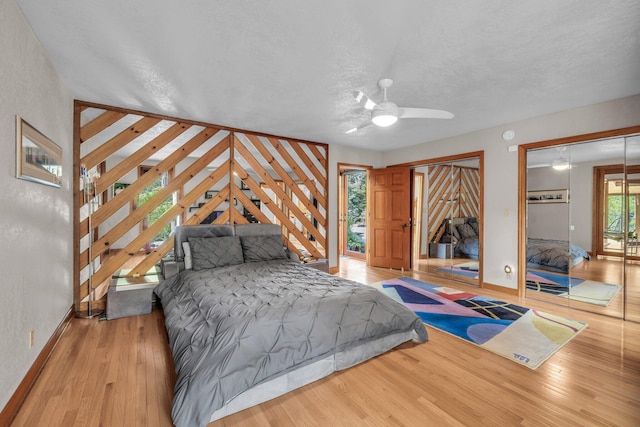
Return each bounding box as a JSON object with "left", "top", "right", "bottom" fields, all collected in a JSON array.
[
  {"left": 525, "top": 133, "right": 640, "bottom": 321},
  {"left": 412, "top": 156, "right": 481, "bottom": 286}
]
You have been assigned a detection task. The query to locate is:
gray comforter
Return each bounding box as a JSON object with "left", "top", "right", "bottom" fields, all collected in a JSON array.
[
  {"left": 155, "top": 259, "right": 427, "bottom": 427},
  {"left": 526, "top": 238, "right": 591, "bottom": 273}
]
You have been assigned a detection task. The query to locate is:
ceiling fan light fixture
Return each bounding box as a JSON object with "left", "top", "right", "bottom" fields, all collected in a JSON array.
[
  {"left": 371, "top": 101, "right": 399, "bottom": 127},
  {"left": 371, "top": 112, "right": 398, "bottom": 127},
  {"left": 552, "top": 158, "right": 571, "bottom": 170}
]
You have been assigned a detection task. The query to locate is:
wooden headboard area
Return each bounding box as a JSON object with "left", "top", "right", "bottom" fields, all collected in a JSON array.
[
  {"left": 73, "top": 101, "right": 328, "bottom": 313},
  {"left": 427, "top": 164, "right": 480, "bottom": 244}
]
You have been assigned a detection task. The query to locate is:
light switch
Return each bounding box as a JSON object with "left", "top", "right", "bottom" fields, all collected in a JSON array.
[{"left": 504, "top": 208, "right": 510, "bottom": 217}]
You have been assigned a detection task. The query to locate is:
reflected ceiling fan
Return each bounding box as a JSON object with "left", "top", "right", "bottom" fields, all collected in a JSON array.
[
  {"left": 346, "top": 78, "right": 454, "bottom": 134},
  {"left": 528, "top": 146, "right": 574, "bottom": 170}
]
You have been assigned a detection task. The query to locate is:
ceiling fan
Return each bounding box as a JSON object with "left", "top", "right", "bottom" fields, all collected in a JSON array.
[
  {"left": 528, "top": 146, "right": 574, "bottom": 170},
  {"left": 346, "top": 78, "right": 454, "bottom": 134}
]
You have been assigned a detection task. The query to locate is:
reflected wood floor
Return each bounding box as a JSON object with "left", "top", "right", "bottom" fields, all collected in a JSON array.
[{"left": 10, "top": 259, "right": 640, "bottom": 426}]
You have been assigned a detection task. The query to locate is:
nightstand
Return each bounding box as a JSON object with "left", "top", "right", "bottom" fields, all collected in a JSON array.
[{"left": 106, "top": 273, "right": 162, "bottom": 320}]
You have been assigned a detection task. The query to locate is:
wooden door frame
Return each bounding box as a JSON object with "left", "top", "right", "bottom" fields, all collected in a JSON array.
[
  {"left": 337, "top": 163, "right": 372, "bottom": 269},
  {"left": 413, "top": 172, "right": 425, "bottom": 261},
  {"left": 517, "top": 125, "right": 640, "bottom": 298},
  {"left": 390, "top": 151, "right": 484, "bottom": 285}
]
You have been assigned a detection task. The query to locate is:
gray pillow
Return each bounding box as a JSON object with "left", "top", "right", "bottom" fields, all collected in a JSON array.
[
  {"left": 240, "top": 235, "right": 287, "bottom": 262},
  {"left": 456, "top": 223, "right": 477, "bottom": 239},
  {"left": 470, "top": 221, "right": 479, "bottom": 236},
  {"left": 188, "top": 236, "right": 244, "bottom": 270}
]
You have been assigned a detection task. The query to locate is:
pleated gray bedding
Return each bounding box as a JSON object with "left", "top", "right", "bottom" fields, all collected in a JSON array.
[
  {"left": 526, "top": 238, "right": 591, "bottom": 273},
  {"left": 155, "top": 259, "right": 428, "bottom": 427}
]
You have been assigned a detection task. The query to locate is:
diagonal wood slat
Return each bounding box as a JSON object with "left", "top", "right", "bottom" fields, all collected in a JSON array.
[
  {"left": 268, "top": 137, "right": 327, "bottom": 208},
  {"left": 93, "top": 122, "right": 191, "bottom": 195},
  {"left": 289, "top": 141, "right": 326, "bottom": 190},
  {"left": 307, "top": 144, "right": 327, "bottom": 171},
  {"left": 81, "top": 117, "right": 161, "bottom": 170},
  {"left": 80, "top": 110, "right": 127, "bottom": 142}
]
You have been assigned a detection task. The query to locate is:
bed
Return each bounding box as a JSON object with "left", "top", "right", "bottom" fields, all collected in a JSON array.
[
  {"left": 154, "top": 223, "right": 428, "bottom": 427},
  {"left": 526, "top": 238, "right": 590, "bottom": 273}
]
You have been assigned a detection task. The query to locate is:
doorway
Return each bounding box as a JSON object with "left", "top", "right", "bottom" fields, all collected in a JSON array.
[{"left": 339, "top": 164, "right": 371, "bottom": 261}]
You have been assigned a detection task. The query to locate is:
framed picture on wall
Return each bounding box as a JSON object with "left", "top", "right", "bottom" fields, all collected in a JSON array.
[
  {"left": 205, "top": 190, "right": 217, "bottom": 199},
  {"left": 16, "top": 116, "right": 62, "bottom": 188},
  {"left": 527, "top": 189, "right": 569, "bottom": 204}
]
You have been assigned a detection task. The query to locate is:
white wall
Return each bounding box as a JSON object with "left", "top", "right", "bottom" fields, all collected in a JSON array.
[
  {"left": 527, "top": 167, "right": 571, "bottom": 241},
  {"left": 0, "top": 0, "right": 73, "bottom": 411},
  {"left": 382, "top": 94, "right": 640, "bottom": 289}
]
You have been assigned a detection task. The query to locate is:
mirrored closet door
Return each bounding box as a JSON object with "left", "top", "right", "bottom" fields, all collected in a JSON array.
[
  {"left": 525, "top": 132, "right": 640, "bottom": 320},
  {"left": 412, "top": 157, "right": 481, "bottom": 286}
]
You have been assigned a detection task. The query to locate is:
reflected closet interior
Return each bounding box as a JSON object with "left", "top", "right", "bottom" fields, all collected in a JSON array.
[
  {"left": 525, "top": 131, "right": 640, "bottom": 321},
  {"left": 412, "top": 157, "right": 481, "bottom": 286}
]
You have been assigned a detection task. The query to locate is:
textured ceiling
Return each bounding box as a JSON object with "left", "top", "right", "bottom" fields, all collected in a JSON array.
[{"left": 16, "top": 0, "right": 640, "bottom": 151}]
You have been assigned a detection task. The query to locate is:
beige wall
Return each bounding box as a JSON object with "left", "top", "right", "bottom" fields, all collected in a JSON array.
[
  {"left": 382, "top": 94, "right": 640, "bottom": 289},
  {"left": 0, "top": 0, "right": 74, "bottom": 411}
]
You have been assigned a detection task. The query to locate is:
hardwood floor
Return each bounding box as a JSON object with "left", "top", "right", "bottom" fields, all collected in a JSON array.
[{"left": 10, "top": 259, "right": 640, "bottom": 426}]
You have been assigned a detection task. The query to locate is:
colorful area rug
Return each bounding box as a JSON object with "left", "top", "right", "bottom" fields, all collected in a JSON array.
[
  {"left": 371, "top": 277, "right": 587, "bottom": 369},
  {"left": 526, "top": 270, "right": 621, "bottom": 306},
  {"left": 436, "top": 261, "right": 479, "bottom": 278}
]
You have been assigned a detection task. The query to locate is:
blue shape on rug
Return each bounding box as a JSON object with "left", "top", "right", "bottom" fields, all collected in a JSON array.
[
  {"left": 415, "top": 312, "right": 511, "bottom": 344},
  {"left": 382, "top": 284, "right": 441, "bottom": 305}
]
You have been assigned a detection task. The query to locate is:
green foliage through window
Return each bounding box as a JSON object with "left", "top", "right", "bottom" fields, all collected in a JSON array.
[
  {"left": 346, "top": 171, "right": 366, "bottom": 253},
  {"left": 138, "top": 173, "right": 174, "bottom": 242}
]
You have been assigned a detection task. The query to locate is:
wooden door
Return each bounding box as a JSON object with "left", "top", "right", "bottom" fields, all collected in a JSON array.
[{"left": 368, "top": 166, "right": 412, "bottom": 269}]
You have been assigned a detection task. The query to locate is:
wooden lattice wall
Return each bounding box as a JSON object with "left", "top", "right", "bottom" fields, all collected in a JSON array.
[
  {"left": 73, "top": 101, "right": 328, "bottom": 312},
  {"left": 427, "top": 165, "right": 480, "bottom": 243}
]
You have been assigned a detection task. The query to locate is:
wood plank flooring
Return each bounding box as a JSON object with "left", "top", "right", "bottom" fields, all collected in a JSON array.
[{"left": 10, "top": 259, "right": 640, "bottom": 426}]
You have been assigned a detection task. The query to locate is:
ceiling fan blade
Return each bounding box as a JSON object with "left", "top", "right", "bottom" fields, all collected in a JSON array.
[
  {"left": 352, "top": 91, "right": 377, "bottom": 110},
  {"left": 398, "top": 107, "right": 454, "bottom": 119},
  {"left": 345, "top": 121, "right": 372, "bottom": 134}
]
